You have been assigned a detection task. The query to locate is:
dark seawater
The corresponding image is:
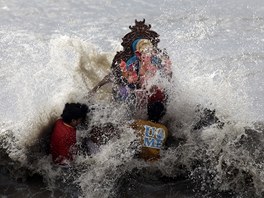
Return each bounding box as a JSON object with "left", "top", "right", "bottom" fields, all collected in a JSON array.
[
  {"left": 1, "top": 115, "right": 264, "bottom": 198},
  {"left": 0, "top": 165, "right": 78, "bottom": 198},
  {"left": 0, "top": 166, "right": 239, "bottom": 198},
  {"left": 0, "top": 172, "right": 59, "bottom": 198}
]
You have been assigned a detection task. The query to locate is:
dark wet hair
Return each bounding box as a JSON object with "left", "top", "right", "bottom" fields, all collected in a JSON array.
[
  {"left": 61, "top": 103, "right": 89, "bottom": 124},
  {"left": 147, "top": 102, "right": 166, "bottom": 122}
]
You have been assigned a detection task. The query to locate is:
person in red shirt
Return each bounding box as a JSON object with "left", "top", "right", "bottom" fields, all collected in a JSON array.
[{"left": 50, "top": 103, "right": 89, "bottom": 165}]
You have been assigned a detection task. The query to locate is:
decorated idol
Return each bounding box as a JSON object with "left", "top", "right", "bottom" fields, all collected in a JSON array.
[{"left": 111, "top": 20, "right": 172, "bottom": 113}]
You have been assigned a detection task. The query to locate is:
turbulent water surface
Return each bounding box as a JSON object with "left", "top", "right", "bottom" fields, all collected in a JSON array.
[{"left": 1, "top": 0, "right": 264, "bottom": 197}]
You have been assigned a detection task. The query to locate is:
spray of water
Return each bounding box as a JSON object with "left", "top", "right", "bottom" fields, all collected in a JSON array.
[{"left": 1, "top": 6, "right": 264, "bottom": 196}]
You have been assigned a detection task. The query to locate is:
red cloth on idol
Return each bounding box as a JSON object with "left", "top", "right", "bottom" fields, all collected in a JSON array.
[
  {"left": 50, "top": 119, "right": 76, "bottom": 164},
  {"left": 148, "top": 88, "right": 166, "bottom": 104}
]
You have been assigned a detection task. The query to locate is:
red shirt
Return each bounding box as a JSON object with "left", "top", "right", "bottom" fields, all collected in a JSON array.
[{"left": 50, "top": 119, "right": 76, "bottom": 164}]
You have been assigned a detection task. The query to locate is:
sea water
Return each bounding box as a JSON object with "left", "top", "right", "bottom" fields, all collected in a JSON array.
[{"left": 0, "top": 0, "right": 264, "bottom": 197}]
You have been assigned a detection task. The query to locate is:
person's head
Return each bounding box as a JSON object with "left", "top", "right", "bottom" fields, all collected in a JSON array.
[
  {"left": 147, "top": 101, "right": 166, "bottom": 122},
  {"left": 61, "top": 103, "right": 89, "bottom": 127}
]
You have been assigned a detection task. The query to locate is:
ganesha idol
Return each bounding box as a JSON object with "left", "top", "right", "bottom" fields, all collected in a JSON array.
[{"left": 111, "top": 20, "right": 172, "bottom": 111}]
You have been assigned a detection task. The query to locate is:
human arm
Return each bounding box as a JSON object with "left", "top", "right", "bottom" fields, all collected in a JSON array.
[{"left": 90, "top": 73, "right": 113, "bottom": 94}]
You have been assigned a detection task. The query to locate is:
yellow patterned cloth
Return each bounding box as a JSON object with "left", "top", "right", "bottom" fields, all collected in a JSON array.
[{"left": 131, "top": 120, "right": 168, "bottom": 161}]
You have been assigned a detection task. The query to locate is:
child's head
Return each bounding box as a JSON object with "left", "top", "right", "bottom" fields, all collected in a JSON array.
[
  {"left": 61, "top": 103, "right": 89, "bottom": 127},
  {"left": 147, "top": 101, "right": 166, "bottom": 122}
]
